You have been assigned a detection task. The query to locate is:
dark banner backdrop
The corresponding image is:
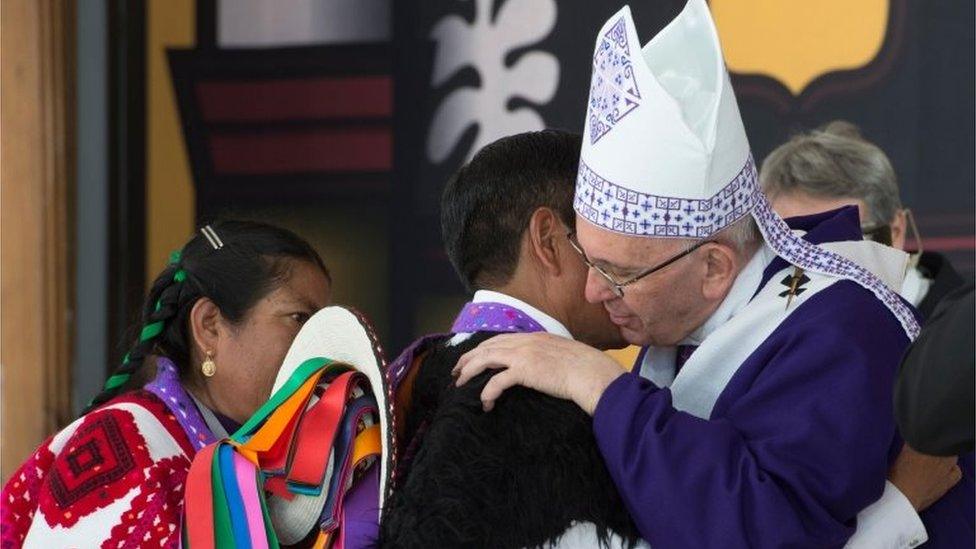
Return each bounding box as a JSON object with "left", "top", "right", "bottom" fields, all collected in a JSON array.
[{"left": 391, "top": 0, "right": 974, "bottom": 350}]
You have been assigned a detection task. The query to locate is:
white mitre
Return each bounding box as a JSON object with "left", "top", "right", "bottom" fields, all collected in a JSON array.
[
  {"left": 573, "top": 0, "right": 920, "bottom": 340},
  {"left": 576, "top": 0, "right": 751, "bottom": 238}
]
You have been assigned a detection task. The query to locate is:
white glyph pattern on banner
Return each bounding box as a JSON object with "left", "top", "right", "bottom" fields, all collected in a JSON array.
[{"left": 426, "top": 0, "right": 560, "bottom": 163}]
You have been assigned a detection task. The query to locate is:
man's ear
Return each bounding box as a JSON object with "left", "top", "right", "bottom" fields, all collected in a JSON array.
[
  {"left": 700, "top": 243, "right": 739, "bottom": 301},
  {"left": 890, "top": 209, "right": 908, "bottom": 251},
  {"left": 526, "top": 207, "right": 563, "bottom": 277},
  {"left": 189, "top": 297, "right": 222, "bottom": 360}
]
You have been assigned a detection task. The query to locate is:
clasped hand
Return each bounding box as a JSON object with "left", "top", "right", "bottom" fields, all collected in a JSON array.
[{"left": 452, "top": 332, "right": 626, "bottom": 415}]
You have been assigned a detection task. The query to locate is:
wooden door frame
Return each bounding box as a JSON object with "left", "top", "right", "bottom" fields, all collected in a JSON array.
[{"left": 1, "top": 0, "right": 76, "bottom": 478}]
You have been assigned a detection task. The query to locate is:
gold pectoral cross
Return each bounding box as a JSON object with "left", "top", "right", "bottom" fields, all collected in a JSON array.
[{"left": 785, "top": 266, "right": 805, "bottom": 310}]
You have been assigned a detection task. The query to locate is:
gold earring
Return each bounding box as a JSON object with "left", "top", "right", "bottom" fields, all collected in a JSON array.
[{"left": 201, "top": 351, "right": 216, "bottom": 377}]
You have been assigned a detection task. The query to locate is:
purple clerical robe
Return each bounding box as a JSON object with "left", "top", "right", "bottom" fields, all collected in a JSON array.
[{"left": 593, "top": 208, "right": 973, "bottom": 548}]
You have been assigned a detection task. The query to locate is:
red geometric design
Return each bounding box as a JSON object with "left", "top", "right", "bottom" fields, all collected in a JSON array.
[
  {"left": 66, "top": 439, "right": 104, "bottom": 476},
  {"left": 38, "top": 409, "right": 153, "bottom": 528},
  {"left": 1, "top": 391, "right": 197, "bottom": 547},
  {"left": 48, "top": 415, "right": 134, "bottom": 506},
  {"left": 103, "top": 456, "right": 189, "bottom": 549},
  {"left": 2, "top": 442, "right": 56, "bottom": 548}
]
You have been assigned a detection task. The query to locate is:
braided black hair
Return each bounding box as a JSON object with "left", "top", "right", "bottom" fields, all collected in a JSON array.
[{"left": 85, "top": 219, "right": 328, "bottom": 412}]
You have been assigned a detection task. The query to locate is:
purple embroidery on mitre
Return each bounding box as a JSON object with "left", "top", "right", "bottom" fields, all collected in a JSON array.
[
  {"left": 587, "top": 16, "right": 642, "bottom": 145},
  {"left": 573, "top": 158, "right": 757, "bottom": 239}
]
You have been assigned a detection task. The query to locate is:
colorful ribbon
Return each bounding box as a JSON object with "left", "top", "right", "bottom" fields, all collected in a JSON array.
[{"left": 182, "top": 356, "right": 383, "bottom": 549}]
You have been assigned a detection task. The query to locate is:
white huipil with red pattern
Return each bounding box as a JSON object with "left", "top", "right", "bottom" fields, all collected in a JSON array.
[{"left": 1, "top": 374, "right": 206, "bottom": 548}]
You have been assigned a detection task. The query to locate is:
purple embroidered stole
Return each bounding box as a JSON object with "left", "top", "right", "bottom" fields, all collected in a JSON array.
[
  {"left": 385, "top": 299, "right": 548, "bottom": 493},
  {"left": 144, "top": 357, "right": 217, "bottom": 452},
  {"left": 389, "top": 300, "right": 547, "bottom": 390},
  {"left": 451, "top": 301, "right": 546, "bottom": 334}
]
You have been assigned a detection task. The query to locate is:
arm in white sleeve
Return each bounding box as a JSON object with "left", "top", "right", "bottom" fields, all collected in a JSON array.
[{"left": 845, "top": 481, "right": 927, "bottom": 549}]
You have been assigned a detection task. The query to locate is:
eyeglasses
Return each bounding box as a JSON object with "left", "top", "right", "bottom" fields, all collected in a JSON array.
[
  {"left": 566, "top": 231, "right": 713, "bottom": 298},
  {"left": 861, "top": 209, "right": 923, "bottom": 267},
  {"left": 860, "top": 223, "right": 893, "bottom": 246}
]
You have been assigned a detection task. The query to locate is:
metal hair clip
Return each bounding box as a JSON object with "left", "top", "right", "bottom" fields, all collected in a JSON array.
[{"left": 200, "top": 225, "right": 224, "bottom": 250}]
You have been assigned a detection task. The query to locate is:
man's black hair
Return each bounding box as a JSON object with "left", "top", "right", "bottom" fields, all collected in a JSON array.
[{"left": 441, "top": 129, "right": 582, "bottom": 291}]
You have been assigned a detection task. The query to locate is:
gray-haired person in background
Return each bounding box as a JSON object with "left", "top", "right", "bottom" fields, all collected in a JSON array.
[
  {"left": 761, "top": 120, "right": 965, "bottom": 319},
  {"left": 760, "top": 121, "right": 974, "bottom": 544}
]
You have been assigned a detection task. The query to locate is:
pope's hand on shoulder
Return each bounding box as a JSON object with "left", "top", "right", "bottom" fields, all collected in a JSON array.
[{"left": 452, "top": 332, "right": 626, "bottom": 415}]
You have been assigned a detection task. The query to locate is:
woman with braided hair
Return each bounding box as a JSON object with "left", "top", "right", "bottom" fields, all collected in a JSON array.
[{"left": 1, "top": 220, "right": 332, "bottom": 548}]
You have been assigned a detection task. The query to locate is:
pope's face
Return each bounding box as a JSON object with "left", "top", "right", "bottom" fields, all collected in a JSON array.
[{"left": 575, "top": 215, "right": 717, "bottom": 347}]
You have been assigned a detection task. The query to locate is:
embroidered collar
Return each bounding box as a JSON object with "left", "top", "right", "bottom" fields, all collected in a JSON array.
[
  {"left": 638, "top": 204, "right": 913, "bottom": 372},
  {"left": 186, "top": 392, "right": 240, "bottom": 440},
  {"left": 760, "top": 206, "right": 862, "bottom": 287},
  {"left": 681, "top": 244, "right": 776, "bottom": 346},
  {"left": 144, "top": 357, "right": 218, "bottom": 451},
  {"left": 690, "top": 206, "right": 863, "bottom": 346},
  {"left": 453, "top": 290, "right": 573, "bottom": 339}
]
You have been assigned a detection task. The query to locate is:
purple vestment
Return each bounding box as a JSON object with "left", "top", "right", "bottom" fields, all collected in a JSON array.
[{"left": 595, "top": 209, "right": 973, "bottom": 548}]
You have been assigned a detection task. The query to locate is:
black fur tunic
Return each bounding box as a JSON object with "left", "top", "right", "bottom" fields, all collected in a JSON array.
[{"left": 380, "top": 332, "right": 640, "bottom": 548}]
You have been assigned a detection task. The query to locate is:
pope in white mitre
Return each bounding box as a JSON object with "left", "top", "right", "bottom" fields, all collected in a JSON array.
[{"left": 455, "top": 1, "right": 971, "bottom": 547}]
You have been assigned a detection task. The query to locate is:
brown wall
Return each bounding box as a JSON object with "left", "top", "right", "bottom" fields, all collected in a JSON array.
[
  {"left": 146, "top": 0, "right": 196, "bottom": 275},
  {"left": 1, "top": 0, "right": 75, "bottom": 479}
]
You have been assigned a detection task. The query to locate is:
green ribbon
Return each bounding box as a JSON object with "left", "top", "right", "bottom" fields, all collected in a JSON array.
[
  {"left": 140, "top": 321, "right": 164, "bottom": 341},
  {"left": 170, "top": 248, "right": 187, "bottom": 283},
  {"left": 195, "top": 358, "right": 347, "bottom": 546},
  {"left": 94, "top": 249, "right": 188, "bottom": 402},
  {"left": 231, "top": 357, "right": 341, "bottom": 442},
  {"left": 103, "top": 373, "right": 129, "bottom": 391},
  {"left": 211, "top": 443, "right": 236, "bottom": 548},
  {"left": 257, "top": 469, "right": 280, "bottom": 548}
]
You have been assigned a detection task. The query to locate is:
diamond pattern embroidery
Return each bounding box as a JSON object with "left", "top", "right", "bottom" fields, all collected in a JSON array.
[
  {"left": 38, "top": 410, "right": 153, "bottom": 528},
  {"left": 47, "top": 415, "right": 137, "bottom": 509},
  {"left": 587, "top": 16, "right": 641, "bottom": 144}
]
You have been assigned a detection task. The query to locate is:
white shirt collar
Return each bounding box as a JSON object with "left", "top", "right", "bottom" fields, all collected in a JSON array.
[
  {"left": 899, "top": 265, "right": 932, "bottom": 307},
  {"left": 682, "top": 244, "right": 776, "bottom": 346},
  {"left": 448, "top": 290, "right": 574, "bottom": 346},
  {"left": 188, "top": 391, "right": 230, "bottom": 440}
]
